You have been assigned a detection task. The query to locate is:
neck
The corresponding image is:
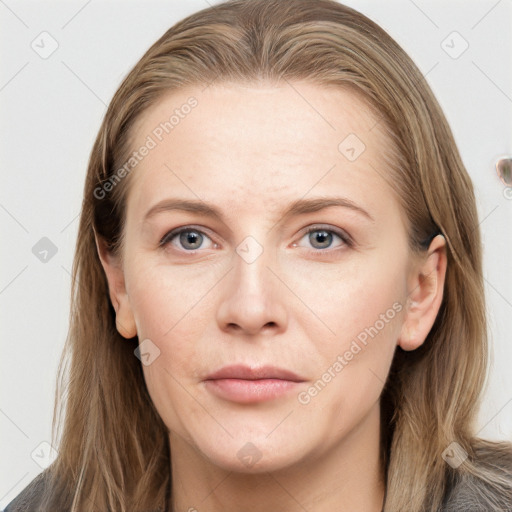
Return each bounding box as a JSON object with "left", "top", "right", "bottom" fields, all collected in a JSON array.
[{"left": 169, "top": 403, "right": 385, "bottom": 512}]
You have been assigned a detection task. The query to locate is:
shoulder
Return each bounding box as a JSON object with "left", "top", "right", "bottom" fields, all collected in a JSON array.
[
  {"left": 3, "top": 471, "right": 53, "bottom": 512},
  {"left": 440, "top": 439, "right": 512, "bottom": 512}
]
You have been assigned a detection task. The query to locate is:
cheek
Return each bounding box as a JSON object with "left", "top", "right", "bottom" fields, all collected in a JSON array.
[
  {"left": 125, "top": 259, "right": 226, "bottom": 405},
  {"left": 125, "top": 257, "right": 224, "bottom": 345},
  {"left": 295, "top": 304, "right": 402, "bottom": 451},
  {"left": 124, "top": 264, "right": 211, "bottom": 420},
  {"left": 281, "top": 249, "right": 407, "bottom": 350},
  {"left": 291, "top": 252, "right": 406, "bottom": 420},
  {"left": 127, "top": 263, "right": 217, "bottom": 438}
]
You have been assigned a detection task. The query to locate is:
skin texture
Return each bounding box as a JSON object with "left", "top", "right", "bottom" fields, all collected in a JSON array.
[{"left": 97, "top": 82, "right": 447, "bottom": 512}]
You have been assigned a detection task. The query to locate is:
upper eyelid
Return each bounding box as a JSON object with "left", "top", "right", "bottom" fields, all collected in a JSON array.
[{"left": 302, "top": 224, "right": 351, "bottom": 239}]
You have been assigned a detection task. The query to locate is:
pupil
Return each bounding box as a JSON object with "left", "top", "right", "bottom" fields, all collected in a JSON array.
[
  {"left": 310, "top": 230, "right": 332, "bottom": 248},
  {"left": 180, "top": 231, "right": 202, "bottom": 249}
]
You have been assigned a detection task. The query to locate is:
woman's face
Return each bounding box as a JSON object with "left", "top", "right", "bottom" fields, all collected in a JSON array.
[{"left": 106, "top": 82, "right": 431, "bottom": 473}]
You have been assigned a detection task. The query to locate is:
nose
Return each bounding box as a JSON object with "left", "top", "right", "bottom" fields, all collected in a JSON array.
[{"left": 215, "top": 243, "right": 288, "bottom": 337}]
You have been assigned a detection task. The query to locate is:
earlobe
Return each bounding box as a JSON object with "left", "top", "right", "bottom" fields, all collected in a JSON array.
[
  {"left": 398, "top": 235, "right": 447, "bottom": 351},
  {"left": 94, "top": 229, "right": 138, "bottom": 339}
]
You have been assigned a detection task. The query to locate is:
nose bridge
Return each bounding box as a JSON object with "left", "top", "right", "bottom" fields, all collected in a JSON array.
[
  {"left": 216, "top": 233, "right": 286, "bottom": 335},
  {"left": 232, "top": 233, "right": 276, "bottom": 309},
  {"left": 234, "top": 235, "right": 272, "bottom": 295}
]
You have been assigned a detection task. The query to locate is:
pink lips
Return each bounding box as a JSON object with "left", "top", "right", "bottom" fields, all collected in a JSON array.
[{"left": 204, "top": 365, "right": 305, "bottom": 404}]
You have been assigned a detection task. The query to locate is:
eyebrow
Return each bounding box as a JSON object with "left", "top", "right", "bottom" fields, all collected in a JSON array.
[{"left": 143, "top": 196, "right": 375, "bottom": 223}]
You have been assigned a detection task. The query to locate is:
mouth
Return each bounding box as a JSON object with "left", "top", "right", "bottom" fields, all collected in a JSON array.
[{"left": 203, "top": 365, "right": 306, "bottom": 404}]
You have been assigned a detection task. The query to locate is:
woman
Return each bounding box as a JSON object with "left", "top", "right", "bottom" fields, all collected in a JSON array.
[{"left": 5, "top": 0, "right": 512, "bottom": 511}]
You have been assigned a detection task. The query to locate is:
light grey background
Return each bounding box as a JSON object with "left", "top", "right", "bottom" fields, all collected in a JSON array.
[{"left": 1, "top": 0, "right": 511, "bottom": 507}]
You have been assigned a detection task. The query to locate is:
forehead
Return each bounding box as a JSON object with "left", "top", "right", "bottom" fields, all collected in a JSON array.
[{"left": 125, "top": 81, "right": 403, "bottom": 226}]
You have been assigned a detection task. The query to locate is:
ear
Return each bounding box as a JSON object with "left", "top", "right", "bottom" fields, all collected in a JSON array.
[
  {"left": 94, "top": 229, "right": 137, "bottom": 339},
  {"left": 398, "top": 234, "right": 447, "bottom": 351}
]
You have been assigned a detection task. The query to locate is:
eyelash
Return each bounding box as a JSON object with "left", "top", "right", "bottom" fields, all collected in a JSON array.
[{"left": 159, "top": 224, "right": 353, "bottom": 257}]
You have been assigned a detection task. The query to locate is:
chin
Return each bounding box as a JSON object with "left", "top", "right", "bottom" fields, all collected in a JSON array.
[
  {"left": 191, "top": 429, "right": 311, "bottom": 474},
  {"left": 203, "top": 448, "right": 299, "bottom": 475}
]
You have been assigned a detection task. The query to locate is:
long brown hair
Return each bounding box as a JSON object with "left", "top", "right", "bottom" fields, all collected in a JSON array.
[{"left": 40, "top": 1, "right": 511, "bottom": 510}]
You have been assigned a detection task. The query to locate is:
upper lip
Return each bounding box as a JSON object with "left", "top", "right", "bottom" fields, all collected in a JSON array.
[{"left": 204, "top": 365, "right": 305, "bottom": 382}]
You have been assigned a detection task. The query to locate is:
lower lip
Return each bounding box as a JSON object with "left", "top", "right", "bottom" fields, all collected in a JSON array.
[{"left": 204, "top": 378, "right": 301, "bottom": 403}]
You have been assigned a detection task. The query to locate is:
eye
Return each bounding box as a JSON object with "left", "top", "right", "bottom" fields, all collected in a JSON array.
[
  {"left": 294, "top": 225, "right": 352, "bottom": 252},
  {"left": 159, "top": 225, "right": 351, "bottom": 254},
  {"left": 160, "top": 227, "right": 216, "bottom": 252}
]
